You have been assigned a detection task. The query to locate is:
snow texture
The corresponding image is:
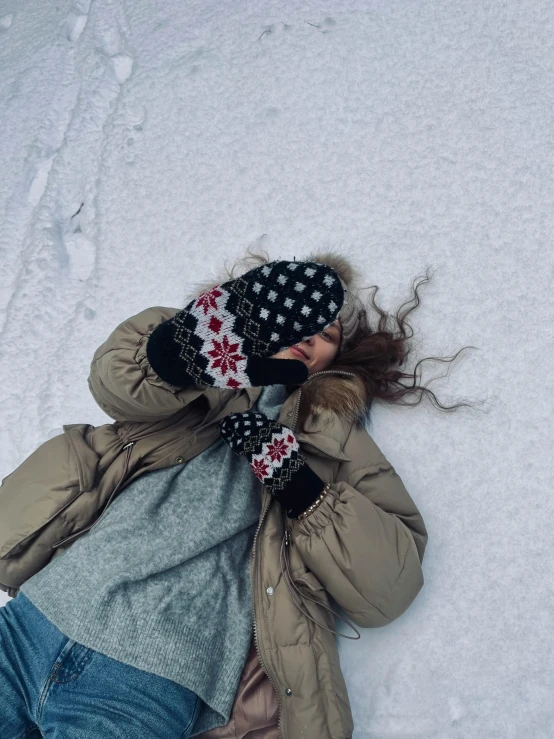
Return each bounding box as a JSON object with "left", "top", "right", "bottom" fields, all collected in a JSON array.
[{"left": 0, "top": 1, "right": 552, "bottom": 737}]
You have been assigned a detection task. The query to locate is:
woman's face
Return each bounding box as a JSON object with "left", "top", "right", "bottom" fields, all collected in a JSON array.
[{"left": 271, "top": 319, "right": 342, "bottom": 375}]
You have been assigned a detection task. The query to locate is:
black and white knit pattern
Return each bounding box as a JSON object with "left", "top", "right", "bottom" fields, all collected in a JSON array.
[
  {"left": 147, "top": 260, "right": 345, "bottom": 389},
  {"left": 219, "top": 411, "right": 305, "bottom": 494}
]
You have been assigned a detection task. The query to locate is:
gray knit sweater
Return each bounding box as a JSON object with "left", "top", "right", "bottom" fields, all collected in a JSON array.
[{"left": 20, "top": 383, "right": 290, "bottom": 736}]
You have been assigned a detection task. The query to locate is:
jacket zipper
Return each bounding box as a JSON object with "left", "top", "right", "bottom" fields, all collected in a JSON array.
[
  {"left": 250, "top": 368, "right": 357, "bottom": 739},
  {"left": 250, "top": 493, "right": 283, "bottom": 737}
]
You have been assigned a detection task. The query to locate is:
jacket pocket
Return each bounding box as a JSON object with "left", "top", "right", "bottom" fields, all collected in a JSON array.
[
  {"left": 292, "top": 569, "right": 326, "bottom": 592},
  {"left": 291, "top": 569, "right": 336, "bottom": 635},
  {"left": 0, "top": 427, "right": 99, "bottom": 560},
  {"left": 62, "top": 424, "right": 99, "bottom": 492}
]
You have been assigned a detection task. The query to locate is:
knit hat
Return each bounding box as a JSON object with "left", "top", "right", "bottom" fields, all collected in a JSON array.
[{"left": 336, "top": 276, "right": 362, "bottom": 353}]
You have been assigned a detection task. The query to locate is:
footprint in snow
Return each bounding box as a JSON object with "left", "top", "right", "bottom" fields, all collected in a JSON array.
[
  {"left": 65, "top": 203, "right": 97, "bottom": 282},
  {"left": 65, "top": 233, "right": 96, "bottom": 282},
  {"left": 112, "top": 54, "right": 133, "bottom": 84},
  {"left": 125, "top": 104, "right": 145, "bottom": 128},
  {"left": 64, "top": 12, "right": 88, "bottom": 42},
  {"left": 122, "top": 104, "right": 145, "bottom": 165}
]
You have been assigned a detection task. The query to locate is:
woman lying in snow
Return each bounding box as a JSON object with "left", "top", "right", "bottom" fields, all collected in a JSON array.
[{"left": 0, "top": 247, "right": 477, "bottom": 738}]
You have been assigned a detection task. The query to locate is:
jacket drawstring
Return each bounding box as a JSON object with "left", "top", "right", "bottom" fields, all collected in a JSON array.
[{"left": 279, "top": 515, "right": 361, "bottom": 640}]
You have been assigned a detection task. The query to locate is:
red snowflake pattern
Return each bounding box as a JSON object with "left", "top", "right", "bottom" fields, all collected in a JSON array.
[
  {"left": 266, "top": 434, "right": 294, "bottom": 462},
  {"left": 251, "top": 458, "right": 270, "bottom": 481},
  {"left": 206, "top": 335, "right": 245, "bottom": 378},
  {"left": 195, "top": 287, "right": 223, "bottom": 315}
]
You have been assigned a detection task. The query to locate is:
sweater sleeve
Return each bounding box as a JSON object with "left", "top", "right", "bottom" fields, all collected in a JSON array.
[{"left": 87, "top": 306, "right": 215, "bottom": 422}]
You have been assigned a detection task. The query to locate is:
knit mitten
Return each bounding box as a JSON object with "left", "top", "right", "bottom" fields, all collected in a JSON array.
[
  {"left": 219, "top": 411, "right": 325, "bottom": 518},
  {"left": 146, "top": 260, "right": 345, "bottom": 389}
]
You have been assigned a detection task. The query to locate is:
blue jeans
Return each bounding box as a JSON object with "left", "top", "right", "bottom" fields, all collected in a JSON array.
[{"left": 0, "top": 592, "right": 202, "bottom": 739}]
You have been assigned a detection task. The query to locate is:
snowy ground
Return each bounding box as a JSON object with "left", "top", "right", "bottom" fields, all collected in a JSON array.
[{"left": 1, "top": 1, "right": 553, "bottom": 737}]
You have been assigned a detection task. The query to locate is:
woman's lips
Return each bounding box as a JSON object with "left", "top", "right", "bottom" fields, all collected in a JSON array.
[{"left": 290, "top": 346, "right": 307, "bottom": 359}]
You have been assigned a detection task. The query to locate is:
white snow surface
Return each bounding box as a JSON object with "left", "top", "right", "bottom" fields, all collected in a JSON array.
[{"left": 1, "top": 1, "right": 553, "bottom": 737}]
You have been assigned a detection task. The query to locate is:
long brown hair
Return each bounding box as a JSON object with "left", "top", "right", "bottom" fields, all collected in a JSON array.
[{"left": 186, "top": 242, "right": 486, "bottom": 434}]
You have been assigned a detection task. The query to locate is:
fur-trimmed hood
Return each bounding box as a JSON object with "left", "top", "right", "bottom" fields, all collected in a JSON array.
[{"left": 188, "top": 249, "right": 370, "bottom": 428}]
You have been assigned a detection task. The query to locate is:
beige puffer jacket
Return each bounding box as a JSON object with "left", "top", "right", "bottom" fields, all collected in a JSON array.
[{"left": 0, "top": 306, "right": 428, "bottom": 739}]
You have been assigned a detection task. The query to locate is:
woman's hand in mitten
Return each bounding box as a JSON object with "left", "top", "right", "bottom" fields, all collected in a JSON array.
[
  {"left": 146, "top": 260, "right": 345, "bottom": 389},
  {"left": 219, "top": 411, "right": 326, "bottom": 519}
]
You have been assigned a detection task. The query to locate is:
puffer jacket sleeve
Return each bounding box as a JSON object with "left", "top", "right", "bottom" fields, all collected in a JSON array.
[
  {"left": 290, "top": 423, "right": 428, "bottom": 628},
  {"left": 87, "top": 306, "right": 212, "bottom": 422}
]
